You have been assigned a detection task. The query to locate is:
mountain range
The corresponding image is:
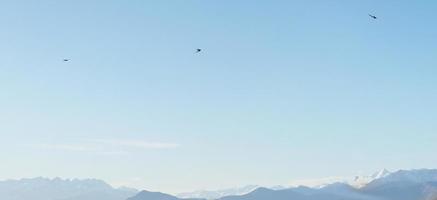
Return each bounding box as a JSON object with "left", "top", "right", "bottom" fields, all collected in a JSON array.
[
  {"left": 0, "top": 177, "right": 137, "bottom": 200},
  {"left": 2, "top": 169, "right": 437, "bottom": 200}
]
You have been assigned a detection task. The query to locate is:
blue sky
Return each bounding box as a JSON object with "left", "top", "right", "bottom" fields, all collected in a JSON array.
[{"left": 1, "top": 0, "right": 437, "bottom": 194}]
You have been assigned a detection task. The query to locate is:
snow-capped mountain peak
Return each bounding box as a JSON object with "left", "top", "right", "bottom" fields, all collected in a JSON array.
[
  {"left": 350, "top": 169, "right": 391, "bottom": 188},
  {"left": 372, "top": 169, "right": 391, "bottom": 179}
]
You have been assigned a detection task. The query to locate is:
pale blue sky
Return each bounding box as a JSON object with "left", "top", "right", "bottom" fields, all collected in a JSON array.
[{"left": 1, "top": 0, "right": 437, "bottom": 194}]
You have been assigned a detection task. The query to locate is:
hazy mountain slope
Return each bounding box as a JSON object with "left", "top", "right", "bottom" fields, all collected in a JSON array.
[
  {"left": 218, "top": 186, "right": 374, "bottom": 200},
  {"left": 128, "top": 190, "right": 206, "bottom": 200},
  {"left": 178, "top": 185, "right": 259, "bottom": 200}
]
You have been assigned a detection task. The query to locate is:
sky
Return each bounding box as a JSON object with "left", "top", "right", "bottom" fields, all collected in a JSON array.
[{"left": 0, "top": 0, "right": 437, "bottom": 194}]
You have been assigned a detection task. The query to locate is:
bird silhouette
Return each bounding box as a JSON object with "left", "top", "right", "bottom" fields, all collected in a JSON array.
[
  {"left": 63, "top": 59, "right": 70, "bottom": 62},
  {"left": 196, "top": 49, "right": 202, "bottom": 53},
  {"left": 369, "top": 14, "right": 377, "bottom": 19}
]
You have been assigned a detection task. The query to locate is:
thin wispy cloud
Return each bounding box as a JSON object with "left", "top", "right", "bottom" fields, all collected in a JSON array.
[
  {"left": 35, "top": 144, "right": 96, "bottom": 152},
  {"left": 91, "top": 139, "right": 180, "bottom": 149},
  {"left": 31, "top": 138, "right": 180, "bottom": 155}
]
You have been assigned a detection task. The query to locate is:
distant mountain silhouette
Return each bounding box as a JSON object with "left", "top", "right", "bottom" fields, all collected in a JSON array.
[
  {"left": 128, "top": 190, "right": 181, "bottom": 200},
  {"left": 0, "top": 177, "right": 137, "bottom": 200}
]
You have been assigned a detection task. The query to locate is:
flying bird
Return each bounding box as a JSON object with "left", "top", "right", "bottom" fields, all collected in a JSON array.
[
  {"left": 196, "top": 49, "right": 202, "bottom": 53},
  {"left": 63, "top": 59, "right": 70, "bottom": 62},
  {"left": 369, "top": 14, "right": 377, "bottom": 19}
]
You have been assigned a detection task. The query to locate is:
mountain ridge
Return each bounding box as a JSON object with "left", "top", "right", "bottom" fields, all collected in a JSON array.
[{"left": 2, "top": 169, "right": 437, "bottom": 200}]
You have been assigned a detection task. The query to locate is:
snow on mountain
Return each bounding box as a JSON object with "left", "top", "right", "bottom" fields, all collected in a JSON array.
[
  {"left": 287, "top": 169, "right": 392, "bottom": 189},
  {"left": 350, "top": 168, "right": 391, "bottom": 188}
]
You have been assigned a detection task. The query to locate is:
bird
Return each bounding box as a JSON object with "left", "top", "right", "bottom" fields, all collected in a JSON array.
[
  {"left": 63, "top": 59, "right": 70, "bottom": 62},
  {"left": 195, "top": 48, "right": 202, "bottom": 53},
  {"left": 369, "top": 14, "right": 377, "bottom": 19}
]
